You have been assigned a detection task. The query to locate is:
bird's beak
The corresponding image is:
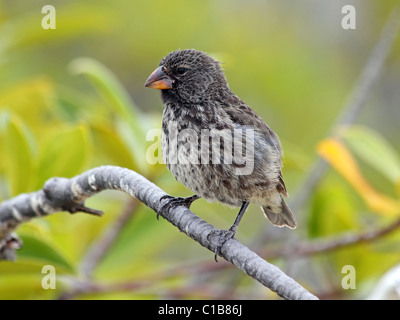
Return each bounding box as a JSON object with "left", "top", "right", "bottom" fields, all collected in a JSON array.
[{"left": 144, "top": 66, "right": 174, "bottom": 90}]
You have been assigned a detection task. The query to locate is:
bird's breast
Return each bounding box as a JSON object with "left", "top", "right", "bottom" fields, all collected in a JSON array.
[{"left": 160, "top": 102, "right": 283, "bottom": 207}]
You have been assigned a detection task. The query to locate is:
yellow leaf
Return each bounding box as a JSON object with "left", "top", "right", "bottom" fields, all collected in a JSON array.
[{"left": 317, "top": 138, "right": 400, "bottom": 216}]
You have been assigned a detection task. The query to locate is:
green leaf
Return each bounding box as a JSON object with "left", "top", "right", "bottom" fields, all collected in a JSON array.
[
  {"left": 342, "top": 125, "right": 400, "bottom": 184},
  {"left": 69, "top": 57, "right": 149, "bottom": 173},
  {"left": 89, "top": 122, "right": 136, "bottom": 168},
  {"left": 0, "top": 259, "right": 70, "bottom": 299},
  {"left": 0, "top": 111, "right": 35, "bottom": 197},
  {"left": 309, "top": 174, "right": 361, "bottom": 238},
  {"left": 37, "top": 123, "right": 91, "bottom": 187},
  {"left": 0, "top": 271, "right": 56, "bottom": 300},
  {"left": 0, "top": 77, "right": 58, "bottom": 131},
  {"left": 93, "top": 207, "right": 173, "bottom": 280},
  {"left": 17, "top": 235, "right": 75, "bottom": 274}
]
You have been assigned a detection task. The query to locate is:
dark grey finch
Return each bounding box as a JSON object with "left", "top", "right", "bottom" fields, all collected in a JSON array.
[{"left": 145, "top": 49, "right": 296, "bottom": 254}]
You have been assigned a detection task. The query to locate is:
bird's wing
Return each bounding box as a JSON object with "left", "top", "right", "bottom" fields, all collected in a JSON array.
[
  {"left": 277, "top": 172, "right": 288, "bottom": 197},
  {"left": 221, "top": 96, "right": 272, "bottom": 131},
  {"left": 221, "top": 97, "right": 288, "bottom": 196}
]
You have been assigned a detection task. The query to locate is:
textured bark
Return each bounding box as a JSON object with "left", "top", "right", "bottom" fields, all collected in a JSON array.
[{"left": 0, "top": 165, "right": 317, "bottom": 300}]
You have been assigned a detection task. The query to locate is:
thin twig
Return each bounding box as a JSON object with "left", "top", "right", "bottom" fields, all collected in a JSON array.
[
  {"left": 79, "top": 197, "right": 139, "bottom": 277},
  {"left": 263, "top": 217, "right": 400, "bottom": 259},
  {"left": 289, "top": 6, "right": 400, "bottom": 217},
  {"left": 59, "top": 278, "right": 152, "bottom": 300}
]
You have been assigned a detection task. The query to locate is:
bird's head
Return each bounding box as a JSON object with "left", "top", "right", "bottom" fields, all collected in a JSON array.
[{"left": 145, "top": 49, "right": 228, "bottom": 104}]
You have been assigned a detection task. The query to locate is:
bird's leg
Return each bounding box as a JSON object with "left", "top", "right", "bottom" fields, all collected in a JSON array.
[
  {"left": 208, "top": 201, "right": 250, "bottom": 262},
  {"left": 158, "top": 194, "right": 200, "bottom": 220}
]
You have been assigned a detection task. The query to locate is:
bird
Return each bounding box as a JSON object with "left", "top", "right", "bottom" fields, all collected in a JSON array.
[{"left": 145, "top": 49, "right": 296, "bottom": 257}]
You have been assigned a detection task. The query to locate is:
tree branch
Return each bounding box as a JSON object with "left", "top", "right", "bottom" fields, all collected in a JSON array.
[
  {"left": 0, "top": 165, "right": 317, "bottom": 300},
  {"left": 263, "top": 217, "right": 400, "bottom": 259}
]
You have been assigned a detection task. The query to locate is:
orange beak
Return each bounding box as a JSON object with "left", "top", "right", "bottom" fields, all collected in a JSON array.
[{"left": 144, "top": 66, "right": 174, "bottom": 90}]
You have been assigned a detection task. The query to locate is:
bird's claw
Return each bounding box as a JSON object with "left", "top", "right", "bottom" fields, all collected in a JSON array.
[
  {"left": 157, "top": 194, "right": 200, "bottom": 220},
  {"left": 207, "top": 229, "right": 236, "bottom": 262}
]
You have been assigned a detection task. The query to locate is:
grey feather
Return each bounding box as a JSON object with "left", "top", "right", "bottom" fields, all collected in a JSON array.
[{"left": 261, "top": 197, "right": 297, "bottom": 229}]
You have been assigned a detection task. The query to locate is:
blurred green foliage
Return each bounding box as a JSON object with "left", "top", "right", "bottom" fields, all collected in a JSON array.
[{"left": 0, "top": 0, "right": 399, "bottom": 299}]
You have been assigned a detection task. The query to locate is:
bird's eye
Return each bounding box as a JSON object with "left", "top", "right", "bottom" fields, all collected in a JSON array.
[{"left": 176, "top": 67, "right": 188, "bottom": 75}]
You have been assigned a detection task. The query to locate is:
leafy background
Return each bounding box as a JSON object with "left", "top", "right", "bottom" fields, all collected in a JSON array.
[{"left": 0, "top": 0, "right": 399, "bottom": 299}]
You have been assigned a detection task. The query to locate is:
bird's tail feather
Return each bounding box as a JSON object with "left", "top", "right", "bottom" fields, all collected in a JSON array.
[{"left": 261, "top": 197, "right": 297, "bottom": 229}]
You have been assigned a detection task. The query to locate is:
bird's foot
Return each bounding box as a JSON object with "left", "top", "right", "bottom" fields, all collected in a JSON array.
[
  {"left": 158, "top": 194, "right": 200, "bottom": 220},
  {"left": 207, "top": 228, "right": 236, "bottom": 262}
]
